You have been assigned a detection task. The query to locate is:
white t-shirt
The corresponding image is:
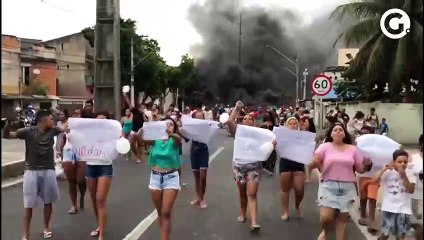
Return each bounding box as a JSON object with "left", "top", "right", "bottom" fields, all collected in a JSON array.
[
  {"left": 408, "top": 153, "right": 423, "bottom": 200},
  {"left": 380, "top": 169, "right": 416, "bottom": 214}
]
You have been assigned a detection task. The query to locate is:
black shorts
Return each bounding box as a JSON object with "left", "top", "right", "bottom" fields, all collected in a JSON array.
[{"left": 279, "top": 158, "right": 304, "bottom": 173}]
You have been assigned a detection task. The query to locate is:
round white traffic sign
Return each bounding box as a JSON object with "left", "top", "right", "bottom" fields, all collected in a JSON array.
[{"left": 311, "top": 75, "right": 333, "bottom": 96}]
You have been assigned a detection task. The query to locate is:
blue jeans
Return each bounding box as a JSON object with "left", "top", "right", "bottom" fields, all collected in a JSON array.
[
  {"left": 148, "top": 170, "right": 180, "bottom": 190},
  {"left": 86, "top": 165, "right": 113, "bottom": 178}
]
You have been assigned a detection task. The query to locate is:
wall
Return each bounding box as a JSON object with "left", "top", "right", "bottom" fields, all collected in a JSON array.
[
  {"left": 1, "top": 35, "right": 21, "bottom": 94},
  {"left": 43, "top": 33, "right": 93, "bottom": 98},
  {"left": 337, "top": 48, "right": 359, "bottom": 66},
  {"left": 31, "top": 62, "right": 57, "bottom": 95},
  {"left": 314, "top": 101, "right": 423, "bottom": 144}
]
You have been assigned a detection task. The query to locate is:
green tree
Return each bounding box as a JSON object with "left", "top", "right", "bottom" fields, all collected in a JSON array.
[
  {"left": 331, "top": 0, "right": 423, "bottom": 102},
  {"left": 81, "top": 18, "right": 196, "bottom": 104}
]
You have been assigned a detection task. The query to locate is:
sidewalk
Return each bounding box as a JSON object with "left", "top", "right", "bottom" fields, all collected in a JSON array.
[{"left": 1, "top": 139, "right": 25, "bottom": 180}]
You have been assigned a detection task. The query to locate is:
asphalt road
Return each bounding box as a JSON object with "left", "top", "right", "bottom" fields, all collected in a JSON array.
[{"left": 1, "top": 130, "right": 366, "bottom": 240}]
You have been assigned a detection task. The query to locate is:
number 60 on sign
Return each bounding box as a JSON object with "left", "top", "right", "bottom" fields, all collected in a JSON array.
[{"left": 311, "top": 75, "right": 333, "bottom": 96}]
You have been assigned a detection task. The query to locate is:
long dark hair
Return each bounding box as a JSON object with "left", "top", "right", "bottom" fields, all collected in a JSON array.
[
  {"left": 300, "top": 116, "right": 316, "bottom": 133},
  {"left": 162, "top": 117, "right": 179, "bottom": 134},
  {"left": 324, "top": 121, "right": 352, "bottom": 144}
]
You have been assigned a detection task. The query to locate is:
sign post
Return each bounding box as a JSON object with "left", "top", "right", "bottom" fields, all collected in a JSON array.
[
  {"left": 311, "top": 75, "right": 333, "bottom": 97},
  {"left": 311, "top": 74, "right": 333, "bottom": 130}
]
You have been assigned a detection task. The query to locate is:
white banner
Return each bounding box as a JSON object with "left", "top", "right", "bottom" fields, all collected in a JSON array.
[
  {"left": 142, "top": 121, "right": 169, "bottom": 140},
  {"left": 356, "top": 134, "right": 401, "bottom": 166},
  {"left": 273, "top": 127, "right": 316, "bottom": 165},
  {"left": 233, "top": 124, "right": 275, "bottom": 163},
  {"left": 68, "top": 118, "right": 122, "bottom": 161},
  {"left": 180, "top": 115, "right": 219, "bottom": 144}
]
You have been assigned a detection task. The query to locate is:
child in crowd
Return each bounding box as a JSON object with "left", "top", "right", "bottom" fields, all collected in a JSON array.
[
  {"left": 357, "top": 126, "right": 380, "bottom": 233},
  {"left": 372, "top": 149, "right": 416, "bottom": 240},
  {"left": 380, "top": 118, "right": 389, "bottom": 135}
]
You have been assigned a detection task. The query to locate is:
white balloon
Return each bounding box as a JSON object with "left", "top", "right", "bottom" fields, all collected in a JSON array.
[
  {"left": 219, "top": 113, "right": 230, "bottom": 124},
  {"left": 116, "top": 137, "right": 131, "bottom": 154}
]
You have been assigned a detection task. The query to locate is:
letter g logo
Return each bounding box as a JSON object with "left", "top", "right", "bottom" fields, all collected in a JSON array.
[{"left": 380, "top": 8, "right": 411, "bottom": 39}]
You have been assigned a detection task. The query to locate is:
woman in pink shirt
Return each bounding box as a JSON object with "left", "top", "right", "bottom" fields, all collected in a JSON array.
[{"left": 310, "top": 122, "right": 372, "bottom": 240}]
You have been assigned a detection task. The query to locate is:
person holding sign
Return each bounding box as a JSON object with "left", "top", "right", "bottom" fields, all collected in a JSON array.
[
  {"left": 189, "top": 111, "right": 210, "bottom": 209},
  {"left": 310, "top": 122, "right": 372, "bottom": 240},
  {"left": 141, "top": 117, "right": 182, "bottom": 240},
  {"left": 228, "top": 100, "right": 272, "bottom": 232},
  {"left": 81, "top": 111, "right": 119, "bottom": 240},
  {"left": 279, "top": 117, "right": 306, "bottom": 220}
]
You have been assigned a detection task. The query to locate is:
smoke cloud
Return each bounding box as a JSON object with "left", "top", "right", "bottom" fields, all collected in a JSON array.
[{"left": 188, "top": 0, "right": 352, "bottom": 105}]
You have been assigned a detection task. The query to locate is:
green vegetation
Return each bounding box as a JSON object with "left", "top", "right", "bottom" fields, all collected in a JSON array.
[
  {"left": 81, "top": 18, "right": 196, "bottom": 104},
  {"left": 331, "top": 0, "right": 422, "bottom": 102}
]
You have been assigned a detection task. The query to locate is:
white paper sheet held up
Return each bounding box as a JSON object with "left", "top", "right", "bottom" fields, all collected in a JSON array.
[
  {"left": 142, "top": 121, "right": 168, "bottom": 140},
  {"left": 273, "top": 127, "right": 316, "bottom": 165},
  {"left": 356, "top": 134, "right": 401, "bottom": 166},
  {"left": 233, "top": 124, "right": 275, "bottom": 163},
  {"left": 68, "top": 118, "right": 122, "bottom": 161},
  {"left": 180, "top": 115, "right": 219, "bottom": 144}
]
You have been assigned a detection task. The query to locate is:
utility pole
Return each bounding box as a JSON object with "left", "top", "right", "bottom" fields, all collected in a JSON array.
[
  {"left": 94, "top": 0, "right": 121, "bottom": 119},
  {"left": 129, "top": 35, "right": 148, "bottom": 106},
  {"left": 265, "top": 45, "right": 299, "bottom": 106},
  {"left": 238, "top": 13, "right": 242, "bottom": 65},
  {"left": 302, "top": 68, "right": 308, "bottom": 100},
  {"left": 130, "top": 37, "right": 135, "bottom": 106},
  {"left": 295, "top": 57, "right": 299, "bottom": 106}
]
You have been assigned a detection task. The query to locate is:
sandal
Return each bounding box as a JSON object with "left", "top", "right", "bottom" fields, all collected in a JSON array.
[
  {"left": 90, "top": 229, "right": 100, "bottom": 237},
  {"left": 281, "top": 215, "right": 289, "bottom": 221},
  {"left": 358, "top": 218, "right": 368, "bottom": 226},
  {"left": 68, "top": 207, "right": 78, "bottom": 214},
  {"left": 190, "top": 200, "right": 200, "bottom": 206},
  {"left": 237, "top": 216, "right": 246, "bottom": 222},
  {"left": 43, "top": 230, "right": 53, "bottom": 239},
  {"left": 250, "top": 224, "right": 260, "bottom": 232}
]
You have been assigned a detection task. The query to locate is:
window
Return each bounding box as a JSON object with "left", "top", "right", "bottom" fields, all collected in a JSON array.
[
  {"left": 23, "top": 66, "right": 30, "bottom": 86},
  {"left": 61, "top": 43, "right": 64, "bottom": 51}
]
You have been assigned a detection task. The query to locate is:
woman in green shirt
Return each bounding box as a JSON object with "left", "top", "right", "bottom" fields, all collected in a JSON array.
[{"left": 141, "top": 117, "right": 181, "bottom": 240}]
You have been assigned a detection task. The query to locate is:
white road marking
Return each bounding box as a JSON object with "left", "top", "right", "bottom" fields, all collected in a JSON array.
[
  {"left": 122, "top": 147, "right": 225, "bottom": 240},
  {"left": 349, "top": 197, "right": 376, "bottom": 240}
]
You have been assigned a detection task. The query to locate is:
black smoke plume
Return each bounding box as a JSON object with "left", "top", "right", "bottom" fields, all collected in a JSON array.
[{"left": 187, "top": 0, "right": 352, "bottom": 106}]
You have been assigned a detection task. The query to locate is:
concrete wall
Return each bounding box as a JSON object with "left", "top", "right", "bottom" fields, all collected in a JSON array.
[
  {"left": 1, "top": 35, "right": 21, "bottom": 94},
  {"left": 315, "top": 101, "right": 423, "bottom": 144},
  {"left": 43, "top": 33, "right": 93, "bottom": 97},
  {"left": 30, "top": 62, "right": 58, "bottom": 95},
  {"left": 337, "top": 48, "right": 359, "bottom": 66}
]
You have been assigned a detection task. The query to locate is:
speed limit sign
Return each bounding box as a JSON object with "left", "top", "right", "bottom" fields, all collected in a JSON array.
[{"left": 311, "top": 75, "right": 333, "bottom": 96}]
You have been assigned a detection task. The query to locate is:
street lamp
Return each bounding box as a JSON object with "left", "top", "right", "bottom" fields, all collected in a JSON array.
[
  {"left": 130, "top": 34, "right": 149, "bottom": 105},
  {"left": 302, "top": 68, "right": 308, "bottom": 100},
  {"left": 265, "top": 44, "right": 299, "bottom": 105}
]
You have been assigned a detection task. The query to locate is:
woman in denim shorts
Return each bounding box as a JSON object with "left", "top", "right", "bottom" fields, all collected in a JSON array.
[
  {"left": 58, "top": 109, "right": 87, "bottom": 214},
  {"left": 141, "top": 117, "right": 182, "bottom": 240},
  {"left": 188, "top": 111, "right": 210, "bottom": 208},
  {"left": 227, "top": 101, "right": 275, "bottom": 232},
  {"left": 83, "top": 111, "right": 116, "bottom": 240},
  {"left": 309, "top": 122, "right": 372, "bottom": 240}
]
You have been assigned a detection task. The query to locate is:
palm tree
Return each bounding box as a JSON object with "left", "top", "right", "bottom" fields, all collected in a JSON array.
[{"left": 330, "top": 0, "right": 423, "bottom": 102}]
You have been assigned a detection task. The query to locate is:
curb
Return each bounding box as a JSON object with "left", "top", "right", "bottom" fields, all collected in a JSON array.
[{"left": 1, "top": 159, "right": 25, "bottom": 180}]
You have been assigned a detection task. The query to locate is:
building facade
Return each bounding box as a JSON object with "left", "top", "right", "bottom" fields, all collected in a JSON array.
[{"left": 43, "top": 32, "right": 94, "bottom": 108}]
